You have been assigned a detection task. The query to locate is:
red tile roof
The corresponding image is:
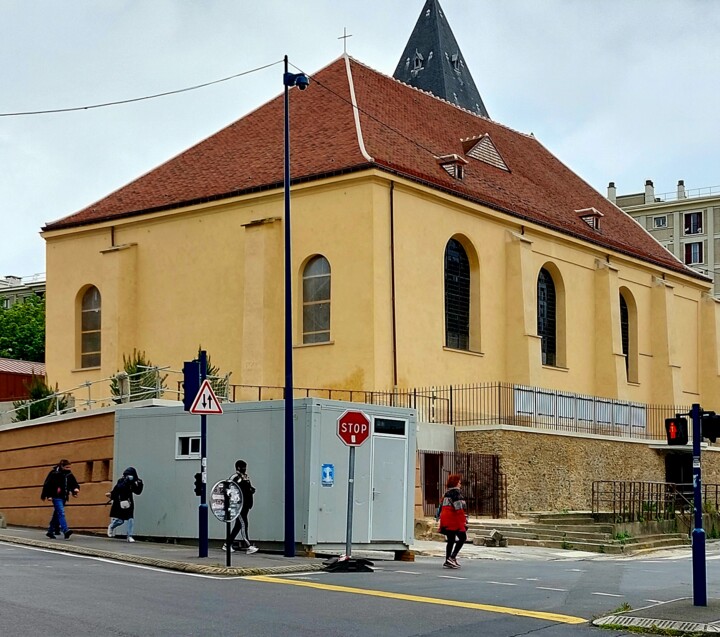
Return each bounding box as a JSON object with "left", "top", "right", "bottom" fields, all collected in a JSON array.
[
  {"left": 44, "top": 56, "right": 700, "bottom": 280},
  {"left": 0, "top": 357, "right": 45, "bottom": 376}
]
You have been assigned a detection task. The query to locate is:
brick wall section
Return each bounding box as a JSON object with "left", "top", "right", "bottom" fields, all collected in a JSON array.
[
  {"left": 457, "top": 427, "right": 720, "bottom": 514},
  {"left": 0, "top": 412, "right": 115, "bottom": 531}
]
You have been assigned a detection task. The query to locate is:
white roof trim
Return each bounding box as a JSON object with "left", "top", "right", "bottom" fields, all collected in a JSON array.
[{"left": 344, "top": 54, "right": 374, "bottom": 163}]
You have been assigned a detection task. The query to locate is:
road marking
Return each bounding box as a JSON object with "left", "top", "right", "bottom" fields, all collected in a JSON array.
[
  {"left": 518, "top": 577, "right": 539, "bottom": 581},
  {"left": 245, "top": 575, "right": 587, "bottom": 624},
  {"left": 394, "top": 570, "right": 420, "bottom": 575},
  {"left": 592, "top": 592, "right": 623, "bottom": 597},
  {"left": 439, "top": 575, "right": 467, "bottom": 580},
  {"left": 485, "top": 581, "right": 517, "bottom": 586},
  {"left": 645, "top": 599, "right": 663, "bottom": 603},
  {"left": 537, "top": 587, "right": 567, "bottom": 592}
]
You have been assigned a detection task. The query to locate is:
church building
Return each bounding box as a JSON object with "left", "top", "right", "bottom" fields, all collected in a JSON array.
[{"left": 40, "top": 0, "right": 720, "bottom": 512}]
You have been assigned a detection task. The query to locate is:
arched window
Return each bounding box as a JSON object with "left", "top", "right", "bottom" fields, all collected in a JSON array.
[
  {"left": 619, "top": 288, "right": 638, "bottom": 383},
  {"left": 81, "top": 286, "right": 101, "bottom": 368},
  {"left": 620, "top": 294, "right": 629, "bottom": 376},
  {"left": 537, "top": 268, "right": 556, "bottom": 366},
  {"left": 302, "top": 256, "right": 331, "bottom": 344},
  {"left": 445, "top": 239, "right": 470, "bottom": 350}
]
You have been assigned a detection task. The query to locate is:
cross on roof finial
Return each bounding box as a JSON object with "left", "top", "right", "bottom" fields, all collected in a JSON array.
[{"left": 338, "top": 27, "right": 352, "bottom": 54}]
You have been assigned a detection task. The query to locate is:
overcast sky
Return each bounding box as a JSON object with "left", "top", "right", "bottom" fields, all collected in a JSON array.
[{"left": 2, "top": 0, "right": 718, "bottom": 277}]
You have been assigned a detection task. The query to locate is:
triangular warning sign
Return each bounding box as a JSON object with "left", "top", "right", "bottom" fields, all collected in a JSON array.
[{"left": 189, "top": 379, "right": 223, "bottom": 415}]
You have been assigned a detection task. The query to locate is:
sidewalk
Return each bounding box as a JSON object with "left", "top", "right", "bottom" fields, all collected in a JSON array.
[{"left": 2, "top": 526, "right": 720, "bottom": 634}]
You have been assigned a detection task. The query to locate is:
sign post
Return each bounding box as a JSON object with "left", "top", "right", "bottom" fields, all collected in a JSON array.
[
  {"left": 210, "top": 480, "right": 243, "bottom": 567},
  {"left": 324, "top": 410, "right": 373, "bottom": 573},
  {"left": 189, "top": 351, "right": 224, "bottom": 558},
  {"left": 690, "top": 403, "right": 707, "bottom": 606}
]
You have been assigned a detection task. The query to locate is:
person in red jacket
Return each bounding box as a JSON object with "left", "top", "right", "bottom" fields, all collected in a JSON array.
[{"left": 438, "top": 473, "right": 467, "bottom": 569}]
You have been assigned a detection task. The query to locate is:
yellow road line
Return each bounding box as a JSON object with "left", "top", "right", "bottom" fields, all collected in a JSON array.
[{"left": 245, "top": 575, "right": 587, "bottom": 625}]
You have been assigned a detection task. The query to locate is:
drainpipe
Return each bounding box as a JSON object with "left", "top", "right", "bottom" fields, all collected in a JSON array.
[{"left": 390, "top": 181, "right": 398, "bottom": 389}]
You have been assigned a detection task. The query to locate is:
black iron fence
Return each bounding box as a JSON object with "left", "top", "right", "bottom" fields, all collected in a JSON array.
[
  {"left": 419, "top": 450, "right": 507, "bottom": 519},
  {"left": 591, "top": 480, "right": 720, "bottom": 523},
  {"left": 228, "top": 381, "right": 688, "bottom": 443}
]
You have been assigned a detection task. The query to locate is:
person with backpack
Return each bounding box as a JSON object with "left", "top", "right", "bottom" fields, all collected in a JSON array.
[
  {"left": 106, "top": 467, "right": 144, "bottom": 542},
  {"left": 438, "top": 473, "right": 467, "bottom": 569},
  {"left": 40, "top": 459, "right": 80, "bottom": 539},
  {"left": 222, "top": 460, "right": 258, "bottom": 554}
]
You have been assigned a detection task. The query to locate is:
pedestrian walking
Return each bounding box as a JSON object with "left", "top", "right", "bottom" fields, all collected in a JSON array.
[
  {"left": 106, "top": 467, "right": 144, "bottom": 542},
  {"left": 40, "top": 459, "right": 80, "bottom": 539},
  {"left": 438, "top": 473, "right": 467, "bottom": 569},
  {"left": 223, "top": 460, "right": 258, "bottom": 554}
]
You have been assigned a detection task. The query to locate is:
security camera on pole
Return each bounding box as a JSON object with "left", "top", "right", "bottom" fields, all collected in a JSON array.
[{"left": 323, "top": 409, "right": 374, "bottom": 573}]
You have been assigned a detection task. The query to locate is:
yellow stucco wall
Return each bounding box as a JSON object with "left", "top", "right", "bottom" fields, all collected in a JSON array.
[{"left": 43, "top": 171, "right": 720, "bottom": 409}]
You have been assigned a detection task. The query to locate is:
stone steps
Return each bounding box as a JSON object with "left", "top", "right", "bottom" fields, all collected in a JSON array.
[
  {"left": 466, "top": 512, "right": 691, "bottom": 554},
  {"left": 469, "top": 522, "right": 616, "bottom": 537}
]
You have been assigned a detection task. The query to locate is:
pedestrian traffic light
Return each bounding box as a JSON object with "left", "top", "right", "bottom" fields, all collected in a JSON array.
[
  {"left": 665, "top": 417, "right": 688, "bottom": 445},
  {"left": 182, "top": 360, "right": 200, "bottom": 411},
  {"left": 702, "top": 412, "right": 720, "bottom": 443},
  {"left": 193, "top": 472, "right": 203, "bottom": 496}
]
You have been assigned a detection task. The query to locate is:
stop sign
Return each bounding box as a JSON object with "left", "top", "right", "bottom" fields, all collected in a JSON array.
[{"left": 337, "top": 410, "right": 371, "bottom": 446}]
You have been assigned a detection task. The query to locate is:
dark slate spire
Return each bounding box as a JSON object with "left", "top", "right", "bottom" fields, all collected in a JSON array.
[{"left": 393, "top": 0, "right": 489, "bottom": 118}]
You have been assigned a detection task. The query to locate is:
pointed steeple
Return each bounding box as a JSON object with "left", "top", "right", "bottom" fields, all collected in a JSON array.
[{"left": 393, "top": 0, "right": 489, "bottom": 118}]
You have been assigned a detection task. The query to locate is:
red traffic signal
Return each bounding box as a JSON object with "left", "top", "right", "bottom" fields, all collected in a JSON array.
[{"left": 665, "top": 417, "right": 688, "bottom": 445}]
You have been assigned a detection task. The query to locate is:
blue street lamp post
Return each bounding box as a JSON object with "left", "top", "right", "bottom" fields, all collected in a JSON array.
[{"left": 282, "top": 56, "right": 309, "bottom": 558}]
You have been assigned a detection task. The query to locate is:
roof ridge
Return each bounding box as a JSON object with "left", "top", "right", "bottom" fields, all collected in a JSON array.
[{"left": 347, "top": 56, "right": 536, "bottom": 142}]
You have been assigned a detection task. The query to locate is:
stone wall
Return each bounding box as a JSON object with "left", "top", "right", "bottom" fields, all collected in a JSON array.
[{"left": 457, "top": 426, "right": 720, "bottom": 515}]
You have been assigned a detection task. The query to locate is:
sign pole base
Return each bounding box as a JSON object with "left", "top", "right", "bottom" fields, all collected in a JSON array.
[{"left": 322, "top": 555, "right": 374, "bottom": 573}]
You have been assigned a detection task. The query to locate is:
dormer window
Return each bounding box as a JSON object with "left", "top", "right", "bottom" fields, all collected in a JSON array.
[
  {"left": 462, "top": 135, "right": 509, "bottom": 172},
  {"left": 451, "top": 53, "right": 461, "bottom": 72},
  {"left": 413, "top": 50, "right": 424, "bottom": 71},
  {"left": 436, "top": 154, "right": 468, "bottom": 180},
  {"left": 576, "top": 207, "right": 604, "bottom": 230}
]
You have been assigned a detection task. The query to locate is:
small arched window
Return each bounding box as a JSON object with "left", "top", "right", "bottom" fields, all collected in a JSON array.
[
  {"left": 537, "top": 268, "right": 556, "bottom": 366},
  {"left": 444, "top": 239, "right": 470, "bottom": 350},
  {"left": 302, "top": 256, "right": 331, "bottom": 344},
  {"left": 81, "top": 286, "right": 101, "bottom": 368}
]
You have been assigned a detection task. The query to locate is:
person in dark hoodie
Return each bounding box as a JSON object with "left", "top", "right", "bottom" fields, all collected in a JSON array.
[
  {"left": 40, "top": 459, "right": 80, "bottom": 539},
  {"left": 222, "top": 460, "right": 258, "bottom": 554},
  {"left": 106, "top": 467, "right": 144, "bottom": 542}
]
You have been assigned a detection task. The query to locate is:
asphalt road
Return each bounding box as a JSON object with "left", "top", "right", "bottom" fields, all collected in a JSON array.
[{"left": 1, "top": 541, "right": 717, "bottom": 636}]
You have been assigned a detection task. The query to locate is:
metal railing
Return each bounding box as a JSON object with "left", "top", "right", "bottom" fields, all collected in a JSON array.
[
  {"left": 2, "top": 372, "right": 689, "bottom": 444},
  {"left": 655, "top": 184, "right": 720, "bottom": 203},
  {"left": 591, "top": 480, "right": 720, "bottom": 523},
  {"left": 2, "top": 366, "right": 230, "bottom": 423}
]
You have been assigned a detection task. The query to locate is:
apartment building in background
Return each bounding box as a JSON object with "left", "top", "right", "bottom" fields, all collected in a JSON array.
[
  {"left": 609, "top": 180, "right": 720, "bottom": 296},
  {"left": 0, "top": 274, "right": 46, "bottom": 309}
]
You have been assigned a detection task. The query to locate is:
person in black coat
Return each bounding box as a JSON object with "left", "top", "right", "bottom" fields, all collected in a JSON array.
[
  {"left": 106, "top": 467, "right": 144, "bottom": 542},
  {"left": 223, "top": 460, "right": 258, "bottom": 554},
  {"left": 41, "top": 459, "right": 80, "bottom": 539}
]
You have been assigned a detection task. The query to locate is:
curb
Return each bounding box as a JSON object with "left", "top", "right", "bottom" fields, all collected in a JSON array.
[
  {"left": 593, "top": 614, "right": 720, "bottom": 634},
  {"left": 0, "top": 534, "right": 326, "bottom": 577}
]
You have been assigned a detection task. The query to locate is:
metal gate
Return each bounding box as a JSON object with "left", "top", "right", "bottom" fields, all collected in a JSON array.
[{"left": 419, "top": 450, "right": 506, "bottom": 518}]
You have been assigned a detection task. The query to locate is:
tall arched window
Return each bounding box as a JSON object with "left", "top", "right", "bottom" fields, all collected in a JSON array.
[
  {"left": 620, "top": 293, "right": 629, "bottom": 377},
  {"left": 81, "top": 286, "right": 101, "bottom": 368},
  {"left": 302, "top": 256, "right": 331, "bottom": 344},
  {"left": 444, "top": 238, "right": 470, "bottom": 350},
  {"left": 619, "top": 288, "right": 638, "bottom": 383},
  {"left": 537, "top": 268, "right": 556, "bottom": 366}
]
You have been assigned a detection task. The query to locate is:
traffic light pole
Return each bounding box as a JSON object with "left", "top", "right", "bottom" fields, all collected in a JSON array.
[
  {"left": 198, "top": 350, "right": 208, "bottom": 558},
  {"left": 690, "top": 402, "right": 706, "bottom": 606}
]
